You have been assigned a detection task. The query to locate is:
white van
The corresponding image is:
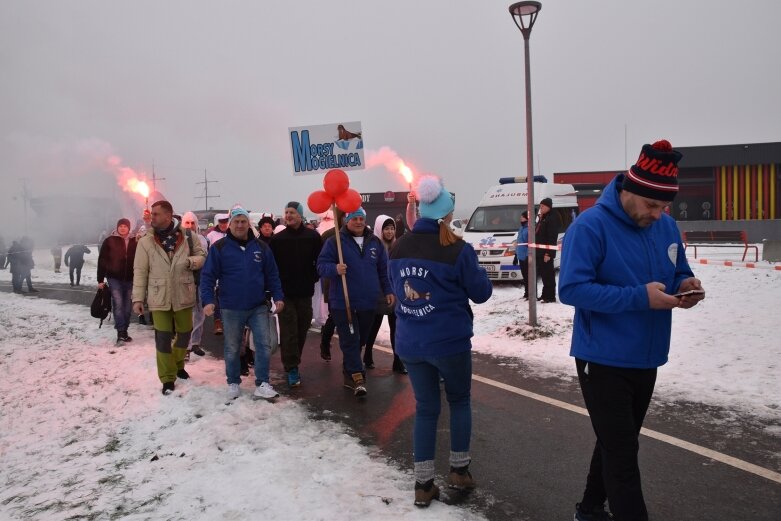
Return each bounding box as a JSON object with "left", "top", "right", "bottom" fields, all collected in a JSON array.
[{"left": 462, "top": 177, "right": 579, "bottom": 282}]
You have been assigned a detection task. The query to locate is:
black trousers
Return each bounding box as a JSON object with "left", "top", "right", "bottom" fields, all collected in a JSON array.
[
  {"left": 277, "top": 296, "right": 313, "bottom": 372},
  {"left": 363, "top": 312, "right": 397, "bottom": 365},
  {"left": 576, "top": 358, "right": 656, "bottom": 521},
  {"left": 519, "top": 259, "right": 529, "bottom": 297},
  {"left": 537, "top": 254, "right": 556, "bottom": 300}
]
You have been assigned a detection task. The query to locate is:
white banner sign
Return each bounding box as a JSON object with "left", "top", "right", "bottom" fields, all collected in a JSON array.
[{"left": 288, "top": 121, "right": 364, "bottom": 175}]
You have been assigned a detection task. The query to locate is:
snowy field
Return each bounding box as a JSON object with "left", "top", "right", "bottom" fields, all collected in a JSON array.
[{"left": 1, "top": 245, "right": 779, "bottom": 519}]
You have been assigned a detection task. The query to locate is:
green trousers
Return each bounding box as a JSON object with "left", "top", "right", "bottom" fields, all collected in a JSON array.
[{"left": 152, "top": 308, "right": 193, "bottom": 384}]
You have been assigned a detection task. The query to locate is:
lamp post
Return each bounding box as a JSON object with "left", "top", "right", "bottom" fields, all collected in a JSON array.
[{"left": 509, "top": 1, "right": 541, "bottom": 327}]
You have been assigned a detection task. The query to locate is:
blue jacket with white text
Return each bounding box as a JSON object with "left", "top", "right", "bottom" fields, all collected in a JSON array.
[
  {"left": 317, "top": 226, "right": 392, "bottom": 311},
  {"left": 388, "top": 218, "right": 493, "bottom": 358},
  {"left": 200, "top": 233, "right": 284, "bottom": 310}
]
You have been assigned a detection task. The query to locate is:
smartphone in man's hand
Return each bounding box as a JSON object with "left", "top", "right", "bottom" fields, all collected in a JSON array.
[{"left": 673, "top": 289, "right": 705, "bottom": 298}]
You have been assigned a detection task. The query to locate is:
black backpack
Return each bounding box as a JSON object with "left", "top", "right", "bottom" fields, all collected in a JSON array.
[{"left": 91, "top": 286, "right": 112, "bottom": 327}]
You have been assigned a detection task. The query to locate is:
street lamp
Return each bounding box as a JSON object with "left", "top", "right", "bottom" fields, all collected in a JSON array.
[{"left": 509, "top": 1, "right": 542, "bottom": 326}]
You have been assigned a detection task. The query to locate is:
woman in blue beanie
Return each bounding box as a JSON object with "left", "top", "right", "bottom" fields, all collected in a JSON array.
[{"left": 388, "top": 175, "right": 493, "bottom": 507}]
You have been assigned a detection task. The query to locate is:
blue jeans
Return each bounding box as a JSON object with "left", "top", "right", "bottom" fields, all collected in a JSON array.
[
  {"left": 331, "top": 308, "right": 375, "bottom": 375},
  {"left": 222, "top": 305, "right": 271, "bottom": 386},
  {"left": 107, "top": 277, "right": 133, "bottom": 331},
  {"left": 402, "top": 350, "right": 472, "bottom": 463}
]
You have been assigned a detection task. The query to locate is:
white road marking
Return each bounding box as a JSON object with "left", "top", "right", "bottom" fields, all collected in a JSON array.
[{"left": 369, "top": 343, "right": 781, "bottom": 485}]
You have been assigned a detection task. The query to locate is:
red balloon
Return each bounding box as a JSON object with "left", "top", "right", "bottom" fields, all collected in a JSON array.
[
  {"left": 336, "top": 189, "right": 362, "bottom": 213},
  {"left": 307, "top": 190, "right": 333, "bottom": 214},
  {"left": 323, "top": 169, "right": 350, "bottom": 197}
]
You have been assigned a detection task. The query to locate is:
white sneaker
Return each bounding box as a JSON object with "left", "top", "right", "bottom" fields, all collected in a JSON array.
[
  {"left": 254, "top": 382, "right": 279, "bottom": 400},
  {"left": 227, "top": 383, "right": 240, "bottom": 400}
]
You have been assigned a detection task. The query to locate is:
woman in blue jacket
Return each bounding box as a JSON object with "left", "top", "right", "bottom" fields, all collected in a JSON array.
[{"left": 388, "top": 175, "right": 492, "bottom": 507}]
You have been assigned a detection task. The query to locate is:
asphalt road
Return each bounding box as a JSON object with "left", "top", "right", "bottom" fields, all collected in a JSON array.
[{"left": 3, "top": 281, "right": 780, "bottom": 520}]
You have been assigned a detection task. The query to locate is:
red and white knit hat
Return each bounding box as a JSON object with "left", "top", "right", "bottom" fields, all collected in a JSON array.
[{"left": 623, "top": 140, "right": 683, "bottom": 202}]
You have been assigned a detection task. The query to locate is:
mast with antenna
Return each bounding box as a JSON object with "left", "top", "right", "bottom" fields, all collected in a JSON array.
[{"left": 195, "top": 169, "right": 220, "bottom": 210}]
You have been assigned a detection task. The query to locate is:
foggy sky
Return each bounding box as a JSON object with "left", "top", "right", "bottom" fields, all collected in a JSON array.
[{"left": 1, "top": 0, "right": 779, "bottom": 233}]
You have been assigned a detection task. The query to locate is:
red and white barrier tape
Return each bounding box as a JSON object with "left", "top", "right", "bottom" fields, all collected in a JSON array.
[
  {"left": 690, "top": 258, "right": 781, "bottom": 270},
  {"left": 514, "top": 243, "right": 561, "bottom": 251}
]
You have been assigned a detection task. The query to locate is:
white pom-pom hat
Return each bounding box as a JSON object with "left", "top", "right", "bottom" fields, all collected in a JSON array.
[{"left": 416, "top": 175, "right": 455, "bottom": 220}]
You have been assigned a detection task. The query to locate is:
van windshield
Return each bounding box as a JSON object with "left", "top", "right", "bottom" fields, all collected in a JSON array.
[{"left": 466, "top": 205, "right": 526, "bottom": 232}]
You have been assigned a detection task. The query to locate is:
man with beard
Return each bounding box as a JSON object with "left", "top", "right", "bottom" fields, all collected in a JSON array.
[{"left": 132, "top": 201, "right": 206, "bottom": 395}]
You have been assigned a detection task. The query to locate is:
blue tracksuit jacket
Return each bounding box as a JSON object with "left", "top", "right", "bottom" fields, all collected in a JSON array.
[
  {"left": 558, "top": 174, "right": 694, "bottom": 369},
  {"left": 200, "top": 234, "right": 284, "bottom": 310},
  {"left": 388, "top": 218, "right": 493, "bottom": 358},
  {"left": 317, "top": 226, "right": 391, "bottom": 311}
]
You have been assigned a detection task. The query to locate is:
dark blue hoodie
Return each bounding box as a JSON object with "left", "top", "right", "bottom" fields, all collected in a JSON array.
[
  {"left": 558, "top": 174, "right": 694, "bottom": 369},
  {"left": 389, "top": 218, "right": 493, "bottom": 358}
]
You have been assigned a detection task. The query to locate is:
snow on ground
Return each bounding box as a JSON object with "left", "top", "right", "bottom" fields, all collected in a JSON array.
[
  {"left": 375, "top": 245, "right": 781, "bottom": 425},
  {"left": 0, "top": 293, "right": 484, "bottom": 520},
  {"left": 1, "top": 244, "right": 779, "bottom": 518}
]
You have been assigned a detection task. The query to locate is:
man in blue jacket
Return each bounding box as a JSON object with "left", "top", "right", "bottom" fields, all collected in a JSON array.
[
  {"left": 200, "top": 207, "right": 285, "bottom": 401},
  {"left": 514, "top": 210, "right": 529, "bottom": 299},
  {"left": 559, "top": 140, "right": 705, "bottom": 521},
  {"left": 317, "top": 207, "right": 394, "bottom": 397}
]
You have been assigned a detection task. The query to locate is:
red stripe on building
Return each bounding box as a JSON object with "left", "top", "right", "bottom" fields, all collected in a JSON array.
[
  {"left": 737, "top": 167, "right": 744, "bottom": 219},
  {"left": 726, "top": 167, "right": 733, "bottom": 219},
  {"left": 764, "top": 164, "right": 771, "bottom": 220},
  {"left": 751, "top": 165, "right": 757, "bottom": 219},
  {"left": 714, "top": 167, "right": 721, "bottom": 220}
]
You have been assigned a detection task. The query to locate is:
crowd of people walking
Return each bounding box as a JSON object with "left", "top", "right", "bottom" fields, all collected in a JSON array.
[{"left": 2, "top": 143, "right": 707, "bottom": 517}]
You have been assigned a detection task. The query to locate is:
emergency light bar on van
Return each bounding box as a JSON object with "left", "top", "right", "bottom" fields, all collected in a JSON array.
[{"left": 498, "top": 175, "right": 548, "bottom": 184}]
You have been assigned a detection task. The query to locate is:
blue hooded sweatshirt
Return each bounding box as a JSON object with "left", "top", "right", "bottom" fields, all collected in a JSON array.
[
  {"left": 317, "top": 226, "right": 391, "bottom": 311},
  {"left": 558, "top": 174, "right": 694, "bottom": 369},
  {"left": 199, "top": 234, "right": 284, "bottom": 310},
  {"left": 388, "top": 218, "right": 493, "bottom": 358}
]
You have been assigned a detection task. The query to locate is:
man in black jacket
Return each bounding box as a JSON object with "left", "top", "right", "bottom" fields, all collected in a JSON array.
[
  {"left": 536, "top": 197, "right": 561, "bottom": 303},
  {"left": 64, "top": 243, "right": 91, "bottom": 286},
  {"left": 269, "top": 201, "right": 322, "bottom": 387},
  {"left": 97, "top": 218, "right": 137, "bottom": 343}
]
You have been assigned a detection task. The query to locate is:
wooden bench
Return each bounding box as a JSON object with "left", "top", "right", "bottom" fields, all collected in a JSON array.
[{"left": 682, "top": 230, "right": 758, "bottom": 262}]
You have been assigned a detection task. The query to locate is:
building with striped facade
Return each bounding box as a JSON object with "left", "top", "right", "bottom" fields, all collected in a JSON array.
[{"left": 553, "top": 142, "right": 780, "bottom": 223}]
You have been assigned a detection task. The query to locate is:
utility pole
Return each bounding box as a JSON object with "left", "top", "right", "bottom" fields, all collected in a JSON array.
[
  {"left": 18, "top": 178, "right": 30, "bottom": 234},
  {"left": 195, "top": 169, "right": 220, "bottom": 210},
  {"left": 150, "top": 161, "right": 166, "bottom": 193}
]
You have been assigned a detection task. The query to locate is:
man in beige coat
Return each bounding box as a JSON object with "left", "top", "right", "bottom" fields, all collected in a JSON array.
[{"left": 132, "top": 200, "right": 206, "bottom": 395}]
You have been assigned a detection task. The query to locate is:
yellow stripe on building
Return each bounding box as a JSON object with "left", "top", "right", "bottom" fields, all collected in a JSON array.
[
  {"left": 733, "top": 165, "right": 739, "bottom": 221},
  {"left": 771, "top": 164, "right": 777, "bottom": 219}
]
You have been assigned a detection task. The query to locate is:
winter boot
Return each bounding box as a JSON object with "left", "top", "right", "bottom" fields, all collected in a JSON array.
[
  {"left": 118, "top": 330, "right": 132, "bottom": 342},
  {"left": 320, "top": 343, "right": 332, "bottom": 361},
  {"left": 138, "top": 314, "right": 147, "bottom": 326},
  {"left": 177, "top": 368, "right": 190, "bottom": 380},
  {"left": 191, "top": 344, "right": 206, "bottom": 356},
  {"left": 161, "top": 382, "right": 175, "bottom": 395},
  {"left": 447, "top": 465, "right": 476, "bottom": 490},
  {"left": 343, "top": 372, "right": 367, "bottom": 397},
  {"left": 414, "top": 479, "right": 440, "bottom": 508}
]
